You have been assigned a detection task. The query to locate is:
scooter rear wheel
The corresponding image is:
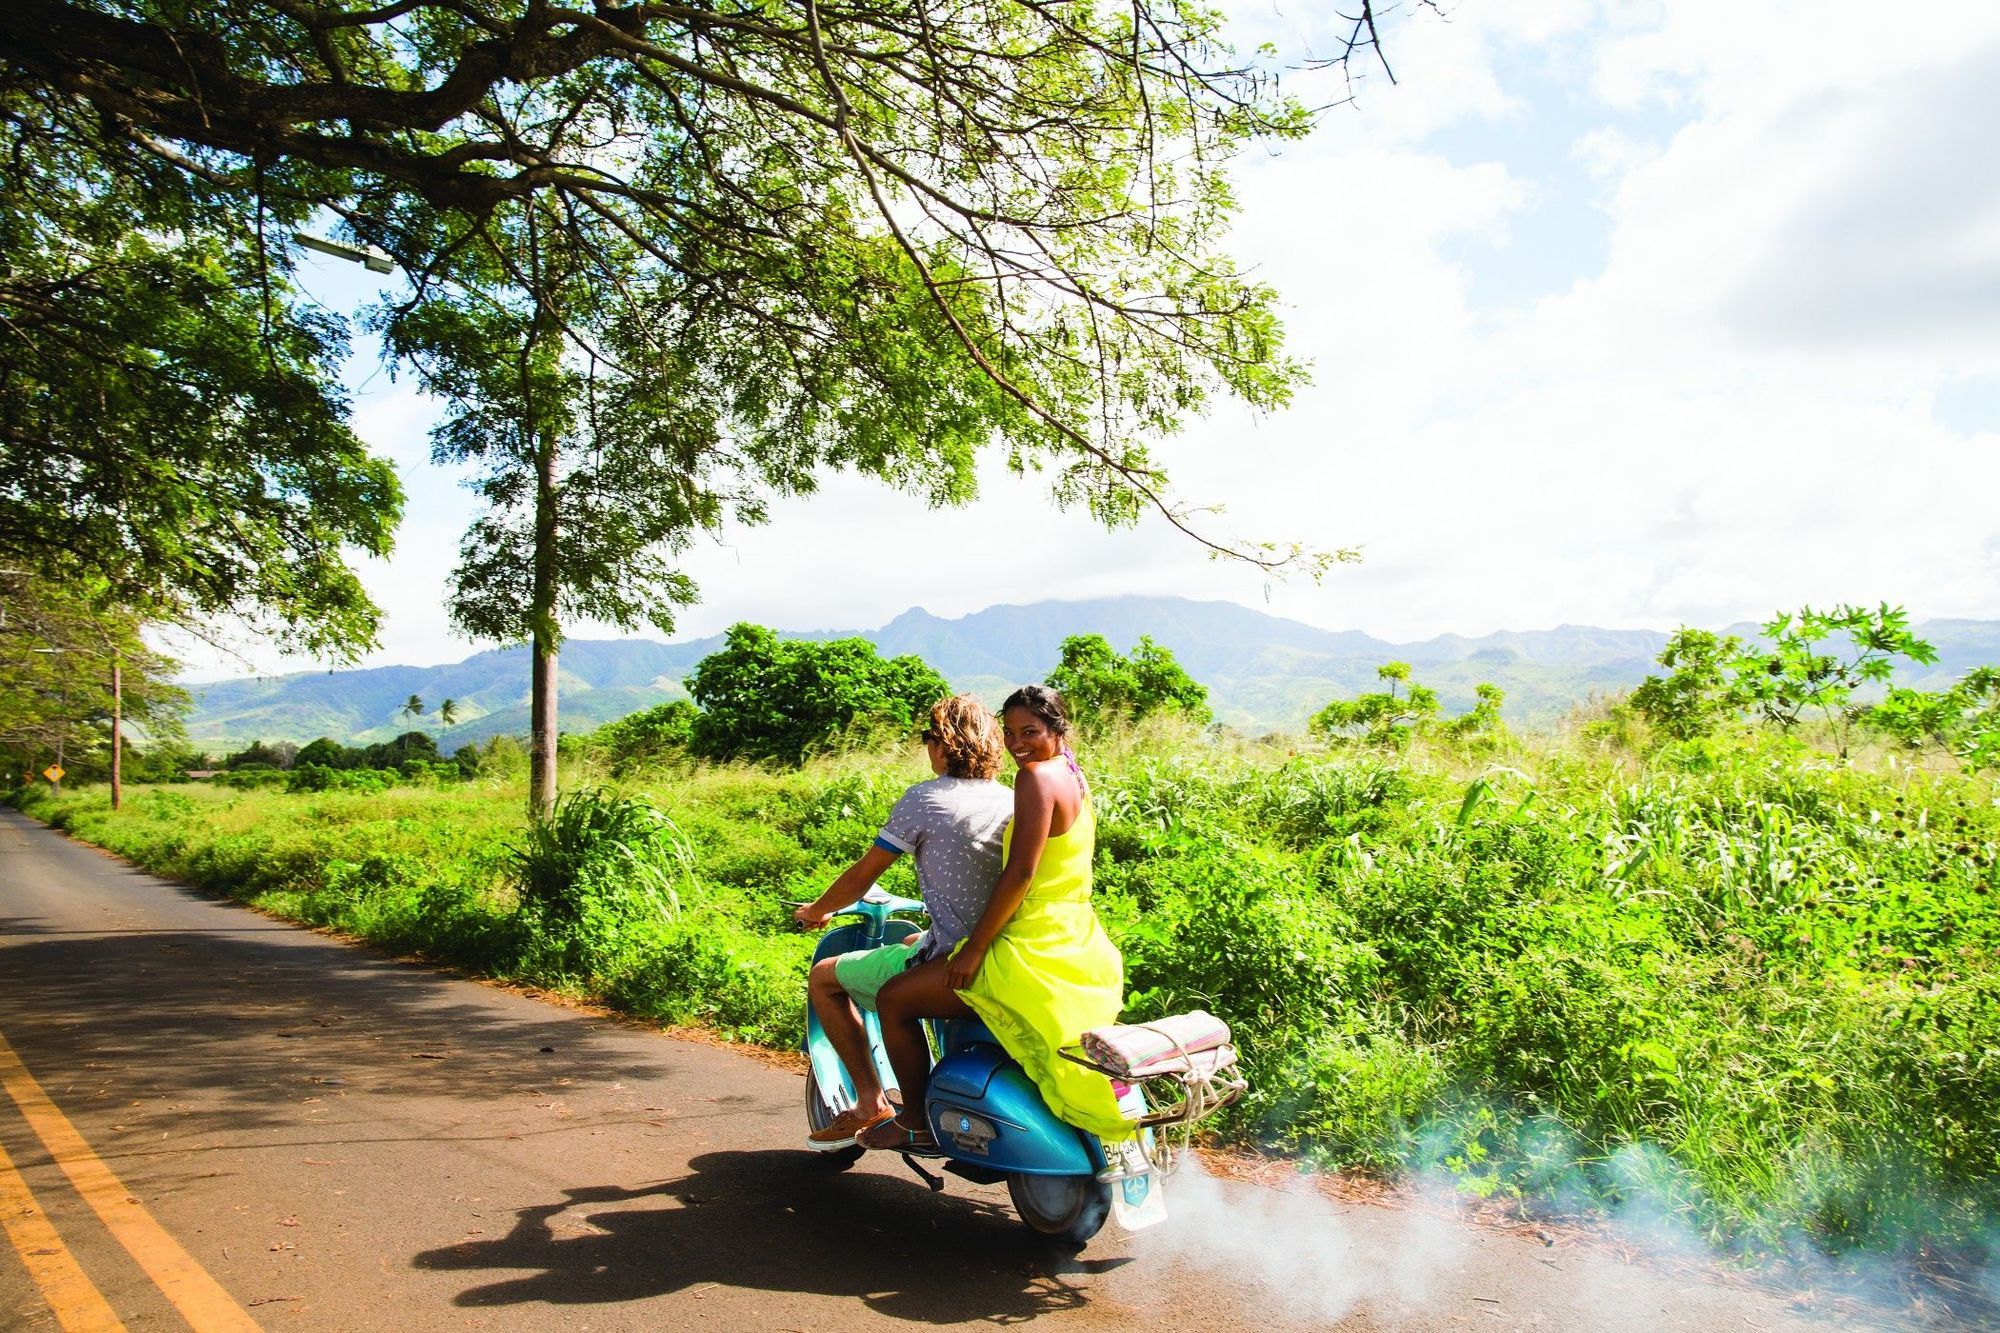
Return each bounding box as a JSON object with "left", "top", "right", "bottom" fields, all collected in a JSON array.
[
  {"left": 1007, "top": 1172, "right": 1111, "bottom": 1246},
  {"left": 804, "top": 1068, "right": 865, "bottom": 1168}
]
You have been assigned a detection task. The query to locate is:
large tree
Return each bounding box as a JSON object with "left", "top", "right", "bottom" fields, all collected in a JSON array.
[
  {"left": 2, "top": 0, "right": 1386, "bottom": 812},
  {"left": 1046, "top": 633, "right": 1211, "bottom": 731}
]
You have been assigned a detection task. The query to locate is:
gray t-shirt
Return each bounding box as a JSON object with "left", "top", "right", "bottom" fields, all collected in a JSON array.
[{"left": 875, "top": 776, "right": 1014, "bottom": 961}]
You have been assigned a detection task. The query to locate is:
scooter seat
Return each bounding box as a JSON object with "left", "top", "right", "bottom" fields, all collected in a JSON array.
[{"left": 939, "top": 1017, "right": 1000, "bottom": 1050}]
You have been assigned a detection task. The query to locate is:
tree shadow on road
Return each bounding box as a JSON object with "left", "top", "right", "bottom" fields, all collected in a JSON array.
[
  {"left": 0, "top": 924, "right": 680, "bottom": 1149},
  {"left": 414, "top": 1149, "right": 1132, "bottom": 1324}
]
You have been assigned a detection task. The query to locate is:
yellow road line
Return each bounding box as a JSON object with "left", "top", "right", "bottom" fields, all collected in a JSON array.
[
  {"left": 0, "top": 1027, "right": 259, "bottom": 1332},
  {"left": 0, "top": 1132, "right": 126, "bottom": 1332}
]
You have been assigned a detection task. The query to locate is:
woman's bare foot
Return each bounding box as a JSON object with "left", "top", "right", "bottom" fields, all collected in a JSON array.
[{"left": 857, "top": 1112, "right": 936, "bottom": 1152}]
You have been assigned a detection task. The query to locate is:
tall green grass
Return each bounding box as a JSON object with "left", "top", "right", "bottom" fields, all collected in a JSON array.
[{"left": 16, "top": 724, "right": 1999, "bottom": 1276}]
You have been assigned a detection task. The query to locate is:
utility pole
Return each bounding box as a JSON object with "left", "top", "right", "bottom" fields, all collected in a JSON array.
[
  {"left": 110, "top": 652, "right": 122, "bottom": 811},
  {"left": 30, "top": 640, "right": 119, "bottom": 808}
]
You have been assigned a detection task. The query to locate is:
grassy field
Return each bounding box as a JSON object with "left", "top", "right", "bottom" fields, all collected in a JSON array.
[{"left": 15, "top": 722, "right": 2000, "bottom": 1288}]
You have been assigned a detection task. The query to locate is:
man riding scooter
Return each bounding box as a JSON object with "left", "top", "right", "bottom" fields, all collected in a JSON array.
[{"left": 791, "top": 694, "right": 1011, "bottom": 1147}]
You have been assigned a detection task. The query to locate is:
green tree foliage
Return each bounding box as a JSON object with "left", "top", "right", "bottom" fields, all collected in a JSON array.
[
  {"left": 1445, "top": 682, "right": 1508, "bottom": 742},
  {"left": 294, "top": 738, "right": 350, "bottom": 770},
  {"left": 222, "top": 739, "right": 297, "bottom": 771},
  {"left": 1866, "top": 667, "right": 2000, "bottom": 774},
  {"left": 439, "top": 699, "right": 458, "bottom": 728},
  {"left": 1729, "top": 605, "right": 1938, "bottom": 757},
  {"left": 1310, "top": 663, "right": 1442, "bottom": 746},
  {"left": 120, "top": 740, "right": 209, "bottom": 784},
  {"left": 0, "top": 132, "right": 402, "bottom": 656},
  {"left": 283, "top": 732, "right": 441, "bottom": 773},
  {"left": 0, "top": 574, "right": 186, "bottom": 785},
  {"left": 684, "top": 624, "right": 946, "bottom": 764},
  {"left": 1630, "top": 608, "right": 1955, "bottom": 759},
  {"left": 1, "top": 0, "right": 1389, "bottom": 812},
  {"left": 402, "top": 695, "right": 425, "bottom": 724},
  {"left": 1045, "top": 633, "right": 1212, "bottom": 731},
  {"left": 1630, "top": 628, "right": 1746, "bottom": 742}
]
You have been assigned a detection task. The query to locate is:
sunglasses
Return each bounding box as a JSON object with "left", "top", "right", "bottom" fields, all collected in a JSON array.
[{"left": 920, "top": 729, "right": 940, "bottom": 744}]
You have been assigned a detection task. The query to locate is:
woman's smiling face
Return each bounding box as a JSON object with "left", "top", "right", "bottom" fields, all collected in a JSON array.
[{"left": 1002, "top": 706, "right": 1062, "bottom": 767}]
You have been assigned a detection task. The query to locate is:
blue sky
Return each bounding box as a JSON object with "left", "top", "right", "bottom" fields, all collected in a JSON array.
[{"left": 178, "top": 0, "right": 2000, "bottom": 678}]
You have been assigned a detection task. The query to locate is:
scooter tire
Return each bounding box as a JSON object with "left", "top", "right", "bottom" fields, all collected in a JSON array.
[
  {"left": 803, "top": 1068, "right": 865, "bottom": 1169},
  {"left": 1007, "top": 1172, "right": 1112, "bottom": 1247}
]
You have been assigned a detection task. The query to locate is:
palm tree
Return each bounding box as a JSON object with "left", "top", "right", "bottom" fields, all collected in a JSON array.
[
  {"left": 439, "top": 698, "right": 458, "bottom": 728},
  {"left": 402, "top": 694, "right": 424, "bottom": 724}
]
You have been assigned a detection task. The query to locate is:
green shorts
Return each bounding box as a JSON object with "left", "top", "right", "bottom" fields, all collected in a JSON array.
[{"left": 832, "top": 937, "right": 922, "bottom": 1011}]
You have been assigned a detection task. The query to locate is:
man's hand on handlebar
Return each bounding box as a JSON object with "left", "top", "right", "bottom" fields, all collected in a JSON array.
[{"left": 792, "top": 902, "right": 833, "bottom": 930}]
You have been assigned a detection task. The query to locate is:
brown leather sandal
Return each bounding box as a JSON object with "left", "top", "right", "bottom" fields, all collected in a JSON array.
[{"left": 808, "top": 1105, "right": 895, "bottom": 1149}]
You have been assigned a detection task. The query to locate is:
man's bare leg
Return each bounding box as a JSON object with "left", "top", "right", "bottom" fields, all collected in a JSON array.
[{"left": 808, "top": 957, "right": 893, "bottom": 1136}]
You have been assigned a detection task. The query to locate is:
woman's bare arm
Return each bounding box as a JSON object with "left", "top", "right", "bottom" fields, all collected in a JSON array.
[{"left": 946, "top": 763, "right": 1058, "bottom": 987}]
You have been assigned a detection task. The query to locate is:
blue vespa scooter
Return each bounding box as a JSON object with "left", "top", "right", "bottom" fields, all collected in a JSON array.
[{"left": 803, "top": 888, "right": 1218, "bottom": 1245}]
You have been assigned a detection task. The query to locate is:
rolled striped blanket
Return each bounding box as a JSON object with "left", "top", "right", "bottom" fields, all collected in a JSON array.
[{"left": 1080, "top": 1010, "right": 1233, "bottom": 1078}]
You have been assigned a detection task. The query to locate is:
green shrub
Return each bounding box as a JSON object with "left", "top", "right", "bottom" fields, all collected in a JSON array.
[{"left": 684, "top": 622, "right": 947, "bottom": 763}]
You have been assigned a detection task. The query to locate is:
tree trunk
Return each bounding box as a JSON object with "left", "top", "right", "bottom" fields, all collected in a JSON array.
[{"left": 527, "top": 427, "right": 560, "bottom": 820}]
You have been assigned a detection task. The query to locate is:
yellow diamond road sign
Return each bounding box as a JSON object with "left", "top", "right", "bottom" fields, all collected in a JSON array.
[{"left": 42, "top": 764, "right": 64, "bottom": 783}]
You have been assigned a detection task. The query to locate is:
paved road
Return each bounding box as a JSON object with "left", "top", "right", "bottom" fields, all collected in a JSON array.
[{"left": 0, "top": 808, "right": 1849, "bottom": 1331}]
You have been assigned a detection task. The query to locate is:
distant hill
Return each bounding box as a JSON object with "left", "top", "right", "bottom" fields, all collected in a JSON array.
[{"left": 181, "top": 597, "right": 2000, "bottom": 750}]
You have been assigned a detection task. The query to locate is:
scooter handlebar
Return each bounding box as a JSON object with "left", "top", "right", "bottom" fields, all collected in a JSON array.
[
  {"left": 848, "top": 886, "right": 926, "bottom": 916},
  {"left": 790, "top": 887, "right": 926, "bottom": 928}
]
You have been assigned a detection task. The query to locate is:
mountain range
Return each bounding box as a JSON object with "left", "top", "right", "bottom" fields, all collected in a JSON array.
[{"left": 181, "top": 596, "right": 2000, "bottom": 751}]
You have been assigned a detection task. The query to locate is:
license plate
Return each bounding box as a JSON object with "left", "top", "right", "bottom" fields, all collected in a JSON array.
[{"left": 1111, "top": 1169, "right": 1168, "bottom": 1231}]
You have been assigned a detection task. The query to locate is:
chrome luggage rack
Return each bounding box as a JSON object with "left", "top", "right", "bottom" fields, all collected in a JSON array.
[{"left": 1059, "top": 1039, "right": 1247, "bottom": 1178}]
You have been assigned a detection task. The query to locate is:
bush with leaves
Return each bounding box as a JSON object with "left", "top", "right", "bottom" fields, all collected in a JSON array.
[
  {"left": 1045, "top": 633, "right": 1211, "bottom": 731},
  {"left": 1630, "top": 628, "right": 1746, "bottom": 742},
  {"left": 685, "top": 624, "right": 947, "bottom": 764},
  {"left": 592, "top": 699, "right": 699, "bottom": 775},
  {"left": 1728, "top": 604, "right": 1938, "bottom": 758},
  {"left": 509, "top": 787, "right": 697, "bottom": 973},
  {"left": 1444, "top": 683, "right": 1509, "bottom": 744},
  {"left": 1310, "top": 663, "right": 1442, "bottom": 746},
  {"left": 1866, "top": 666, "right": 2000, "bottom": 773}
]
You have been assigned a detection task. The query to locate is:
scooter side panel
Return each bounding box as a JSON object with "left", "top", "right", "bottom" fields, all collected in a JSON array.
[{"left": 925, "top": 1046, "right": 1098, "bottom": 1176}]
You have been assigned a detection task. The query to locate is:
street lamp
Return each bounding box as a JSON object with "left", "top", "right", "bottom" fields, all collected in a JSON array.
[{"left": 292, "top": 231, "right": 395, "bottom": 273}]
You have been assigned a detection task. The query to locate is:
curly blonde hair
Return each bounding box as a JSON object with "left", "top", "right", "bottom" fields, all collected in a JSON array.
[{"left": 928, "top": 694, "right": 1004, "bottom": 779}]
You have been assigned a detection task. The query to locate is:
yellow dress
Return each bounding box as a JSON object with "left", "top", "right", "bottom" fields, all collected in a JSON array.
[{"left": 954, "top": 797, "right": 1131, "bottom": 1141}]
